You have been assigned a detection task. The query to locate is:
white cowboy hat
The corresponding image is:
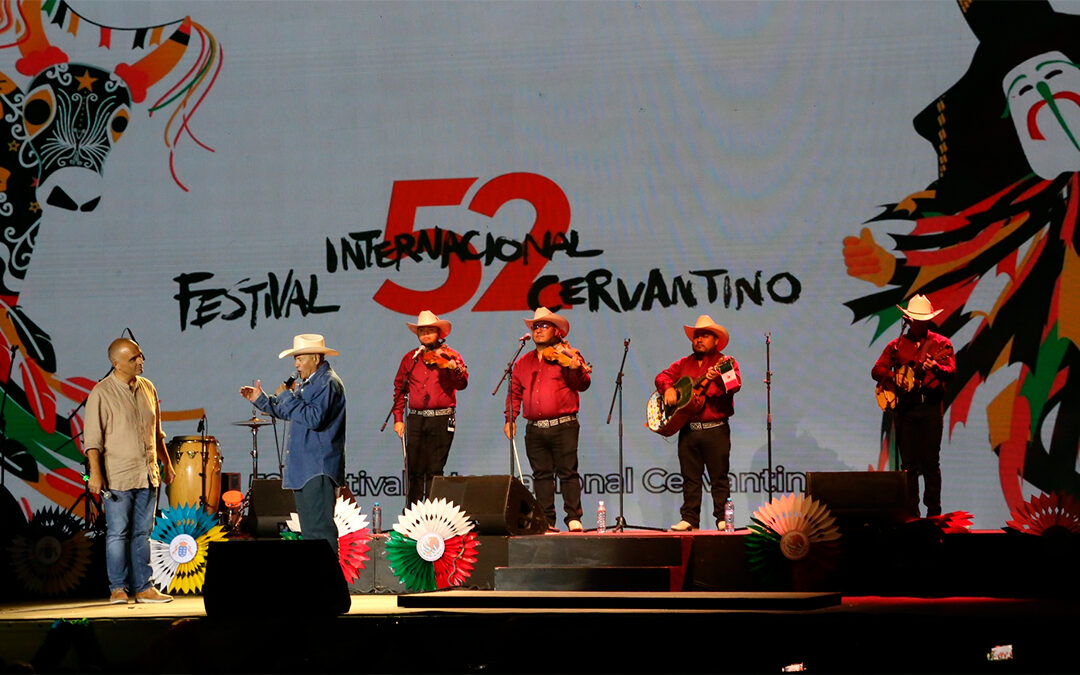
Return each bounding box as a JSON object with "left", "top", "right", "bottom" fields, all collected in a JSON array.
[
  {"left": 407, "top": 310, "right": 452, "bottom": 339},
  {"left": 523, "top": 307, "right": 570, "bottom": 336},
  {"left": 898, "top": 294, "right": 943, "bottom": 322},
  {"left": 278, "top": 334, "right": 339, "bottom": 359},
  {"left": 683, "top": 314, "right": 730, "bottom": 350}
]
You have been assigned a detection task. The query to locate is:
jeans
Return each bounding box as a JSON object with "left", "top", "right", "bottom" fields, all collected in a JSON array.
[
  {"left": 405, "top": 413, "right": 455, "bottom": 505},
  {"left": 294, "top": 474, "right": 339, "bottom": 558},
  {"left": 102, "top": 486, "right": 157, "bottom": 593},
  {"left": 677, "top": 424, "right": 731, "bottom": 527},
  {"left": 524, "top": 420, "right": 583, "bottom": 527}
]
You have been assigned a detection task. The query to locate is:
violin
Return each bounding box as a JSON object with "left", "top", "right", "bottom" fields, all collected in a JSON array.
[
  {"left": 422, "top": 347, "right": 464, "bottom": 370},
  {"left": 540, "top": 343, "right": 592, "bottom": 373}
]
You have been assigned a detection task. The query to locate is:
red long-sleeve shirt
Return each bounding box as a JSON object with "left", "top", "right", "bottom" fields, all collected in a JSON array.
[
  {"left": 506, "top": 349, "right": 591, "bottom": 422},
  {"left": 872, "top": 330, "right": 954, "bottom": 397},
  {"left": 655, "top": 352, "right": 741, "bottom": 422},
  {"left": 392, "top": 346, "right": 468, "bottom": 423}
]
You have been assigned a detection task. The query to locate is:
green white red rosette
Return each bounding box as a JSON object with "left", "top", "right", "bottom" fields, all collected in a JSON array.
[
  {"left": 745, "top": 493, "right": 841, "bottom": 590},
  {"left": 283, "top": 495, "right": 371, "bottom": 583},
  {"left": 385, "top": 498, "right": 479, "bottom": 591}
]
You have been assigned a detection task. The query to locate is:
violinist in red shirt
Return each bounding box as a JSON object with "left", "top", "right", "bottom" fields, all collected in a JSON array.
[
  {"left": 504, "top": 308, "right": 591, "bottom": 532},
  {"left": 393, "top": 311, "right": 468, "bottom": 505}
]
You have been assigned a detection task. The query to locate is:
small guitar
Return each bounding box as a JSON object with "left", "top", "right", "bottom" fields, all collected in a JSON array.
[
  {"left": 646, "top": 359, "right": 737, "bottom": 436},
  {"left": 875, "top": 344, "right": 953, "bottom": 410}
]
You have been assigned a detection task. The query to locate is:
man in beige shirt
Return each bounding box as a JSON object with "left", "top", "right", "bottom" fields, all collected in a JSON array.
[{"left": 85, "top": 337, "right": 176, "bottom": 604}]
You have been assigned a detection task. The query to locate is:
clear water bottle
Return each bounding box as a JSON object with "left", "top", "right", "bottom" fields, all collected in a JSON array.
[
  {"left": 372, "top": 502, "right": 382, "bottom": 534},
  {"left": 724, "top": 497, "right": 734, "bottom": 533},
  {"left": 596, "top": 500, "right": 607, "bottom": 533}
]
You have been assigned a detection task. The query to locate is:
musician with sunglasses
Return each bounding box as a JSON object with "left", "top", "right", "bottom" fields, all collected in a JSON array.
[
  {"left": 504, "top": 307, "right": 591, "bottom": 532},
  {"left": 872, "top": 295, "right": 955, "bottom": 517},
  {"left": 655, "top": 315, "right": 742, "bottom": 532}
]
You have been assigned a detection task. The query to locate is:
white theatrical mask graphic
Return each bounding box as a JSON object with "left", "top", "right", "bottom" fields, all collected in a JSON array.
[{"left": 1004, "top": 51, "right": 1080, "bottom": 179}]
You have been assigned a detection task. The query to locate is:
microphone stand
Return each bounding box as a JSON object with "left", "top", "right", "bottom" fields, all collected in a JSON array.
[
  {"left": 604, "top": 339, "right": 662, "bottom": 532},
  {"left": 764, "top": 333, "right": 774, "bottom": 502},
  {"left": 383, "top": 350, "right": 423, "bottom": 510},
  {"left": 492, "top": 335, "right": 530, "bottom": 478}
]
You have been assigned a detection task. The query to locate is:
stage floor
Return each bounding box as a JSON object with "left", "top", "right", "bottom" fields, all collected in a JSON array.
[{"left": 1, "top": 592, "right": 1075, "bottom": 673}]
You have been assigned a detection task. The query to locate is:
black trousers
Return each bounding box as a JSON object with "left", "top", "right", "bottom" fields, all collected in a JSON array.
[
  {"left": 405, "top": 413, "right": 454, "bottom": 506},
  {"left": 894, "top": 401, "right": 943, "bottom": 517},
  {"left": 524, "top": 420, "right": 583, "bottom": 527},
  {"left": 293, "top": 475, "right": 339, "bottom": 558},
  {"left": 676, "top": 424, "right": 731, "bottom": 527}
]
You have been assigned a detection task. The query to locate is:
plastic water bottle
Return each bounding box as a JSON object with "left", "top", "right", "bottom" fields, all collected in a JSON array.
[
  {"left": 724, "top": 497, "right": 734, "bottom": 533},
  {"left": 372, "top": 502, "right": 382, "bottom": 534},
  {"left": 596, "top": 500, "right": 607, "bottom": 533}
]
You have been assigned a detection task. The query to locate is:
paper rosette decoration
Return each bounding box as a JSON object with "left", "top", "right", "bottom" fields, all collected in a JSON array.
[
  {"left": 745, "top": 493, "right": 841, "bottom": 591},
  {"left": 150, "top": 503, "right": 228, "bottom": 594},
  {"left": 283, "top": 495, "right": 371, "bottom": 582},
  {"left": 9, "top": 507, "right": 92, "bottom": 595},
  {"left": 1006, "top": 492, "right": 1080, "bottom": 535},
  {"left": 385, "top": 498, "right": 479, "bottom": 591},
  {"left": 925, "top": 510, "right": 974, "bottom": 534}
]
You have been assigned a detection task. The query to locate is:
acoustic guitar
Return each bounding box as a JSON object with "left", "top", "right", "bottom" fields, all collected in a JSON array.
[
  {"left": 875, "top": 344, "right": 953, "bottom": 410},
  {"left": 646, "top": 359, "right": 736, "bottom": 436}
]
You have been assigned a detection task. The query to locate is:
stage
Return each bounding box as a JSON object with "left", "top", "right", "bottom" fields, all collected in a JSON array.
[{"left": 1, "top": 527, "right": 1077, "bottom": 673}]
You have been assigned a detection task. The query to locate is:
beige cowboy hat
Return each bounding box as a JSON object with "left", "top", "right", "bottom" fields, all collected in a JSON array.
[
  {"left": 407, "top": 310, "right": 452, "bottom": 339},
  {"left": 683, "top": 314, "right": 730, "bottom": 350},
  {"left": 523, "top": 307, "right": 570, "bottom": 336},
  {"left": 278, "top": 334, "right": 340, "bottom": 359},
  {"left": 898, "top": 294, "right": 943, "bottom": 322}
]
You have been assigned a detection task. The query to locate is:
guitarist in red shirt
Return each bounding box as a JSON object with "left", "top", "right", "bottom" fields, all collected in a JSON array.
[
  {"left": 655, "top": 315, "right": 742, "bottom": 531},
  {"left": 872, "top": 295, "right": 955, "bottom": 517}
]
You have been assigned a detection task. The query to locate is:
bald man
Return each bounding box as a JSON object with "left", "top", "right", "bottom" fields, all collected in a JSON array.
[{"left": 85, "top": 337, "right": 175, "bottom": 604}]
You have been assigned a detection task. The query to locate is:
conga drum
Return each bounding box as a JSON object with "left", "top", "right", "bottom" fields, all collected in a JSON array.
[{"left": 166, "top": 435, "right": 223, "bottom": 512}]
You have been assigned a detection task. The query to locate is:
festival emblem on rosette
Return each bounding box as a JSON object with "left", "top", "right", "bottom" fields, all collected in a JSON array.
[
  {"left": 1006, "top": 492, "right": 1080, "bottom": 535},
  {"left": 150, "top": 503, "right": 228, "bottom": 594},
  {"left": 9, "top": 507, "right": 92, "bottom": 595},
  {"left": 745, "top": 493, "right": 841, "bottom": 591},
  {"left": 384, "top": 498, "right": 479, "bottom": 591},
  {"left": 282, "top": 495, "right": 371, "bottom": 582}
]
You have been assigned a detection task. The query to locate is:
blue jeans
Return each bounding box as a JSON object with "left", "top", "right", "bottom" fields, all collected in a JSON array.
[
  {"left": 293, "top": 475, "right": 339, "bottom": 558},
  {"left": 102, "top": 486, "right": 157, "bottom": 593}
]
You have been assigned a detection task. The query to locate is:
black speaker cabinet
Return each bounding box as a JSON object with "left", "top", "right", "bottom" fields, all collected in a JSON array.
[
  {"left": 430, "top": 475, "right": 546, "bottom": 535},
  {"left": 203, "top": 539, "right": 349, "bottom": 617},
  {"left": 248, "top": 478, "right": 296, "bottom": 537},
  {"left": 806, "top": 471, "right": 909, "bottom": 527}
]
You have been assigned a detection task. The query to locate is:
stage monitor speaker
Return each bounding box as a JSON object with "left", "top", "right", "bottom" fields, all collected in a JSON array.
[
  {"left": 806, "top": 471, "right": 909, "bottom": 527},
  {"left": 430, "top": 475, "right": 546, "bottom": 535},
  {"left": 203, "top": 539, "right": 349, "bottom": 617},
  {"left": 248, "top": 478, "right": 295, "bottom": 537}
]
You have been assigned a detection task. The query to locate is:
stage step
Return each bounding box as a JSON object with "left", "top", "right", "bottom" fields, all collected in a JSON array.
[
  {"left": 494, "top": 565, "right": 673, "bottom": 591},
  {"left": 507, "top": 533, "right": 687, "bottom": 567}
]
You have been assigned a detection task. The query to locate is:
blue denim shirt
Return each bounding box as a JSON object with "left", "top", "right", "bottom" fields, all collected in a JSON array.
[{"left": 254, "top": 361, "right": 346, "bottom": 490}]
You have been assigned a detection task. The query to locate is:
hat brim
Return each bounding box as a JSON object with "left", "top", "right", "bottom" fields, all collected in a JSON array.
[
  {"left": 407, "top": 320, "right": 452, "bottom": 338},
  {"left": 524, "top": 315, "right": 570, "bottom": 336},
  {"left": 278, "top": 346, "right": 339, "bottom": 359},
  {"left": 897, "top": 306, "right": 943, "bottom": 322},
  {"left": 684, "top": 324, "right": 730, "bottom": 351}
]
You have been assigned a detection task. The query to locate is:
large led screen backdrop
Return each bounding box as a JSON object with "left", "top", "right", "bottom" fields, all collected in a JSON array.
[{"left": 2, "top": 0, "right": 1078, "bottom": 530}]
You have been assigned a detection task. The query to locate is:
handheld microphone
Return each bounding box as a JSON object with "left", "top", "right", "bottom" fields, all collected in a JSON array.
[
  {"left": 284, "top": 371, "right": 298, "bottom": 389},
  {"left": 100, "top": 489, "right": 114, "bottom": 501},
  {"left": 519, "top": 334, "right": 531, "bottom": 342}
]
